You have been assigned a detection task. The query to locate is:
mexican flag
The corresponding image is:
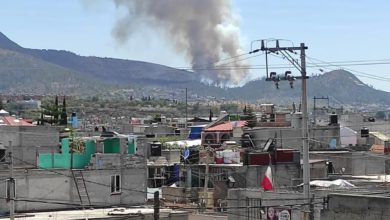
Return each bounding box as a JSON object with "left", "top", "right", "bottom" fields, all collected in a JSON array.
[{"left": 261, "top": 166, "right": 273, "bottom": 191}]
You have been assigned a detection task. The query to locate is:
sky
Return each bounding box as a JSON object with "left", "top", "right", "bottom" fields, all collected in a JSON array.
[{"left": 1, "top": 0, "right": 390, "bottom": 91}]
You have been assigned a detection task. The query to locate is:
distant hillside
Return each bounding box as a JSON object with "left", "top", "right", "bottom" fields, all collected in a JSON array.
[
  {"left": 0, "top": 32, "right": 198, "bottom": 85},
  {"left": 308, "top": 70, "right": 390, "bottom": 104},
  {"left": 1, "top": 32, "right": 390, "bottom": 105},
  {"left": 232, "top": 70, "right": 390, "bottom": 105},
  {"left": 0, "top": 48, "right": 106, "bottom": 95}
]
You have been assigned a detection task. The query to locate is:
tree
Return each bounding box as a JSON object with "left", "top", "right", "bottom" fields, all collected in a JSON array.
[
  {"left": 375, "top": 111, "right": 386, "bottom": 120},
  {"left": 53, "top": 96, "right": 59, "bottom": 122},
  {"left": 152, "top": 114, "right": 162, "bottom": 123},
  {"left": 40, "top": 97, "right": 61, "bottom": 125},
  {"left": 244, "top": 106, "right": 257, "bottom": 128},
  {"left": 0, "top": 99, "right": 3, "bottom": 110},
  {"left": 220, "top": 103, "right": 239, "bottom": 113},
  {"left": 60, "top": 97, "right": 68, "bottom": 125}
]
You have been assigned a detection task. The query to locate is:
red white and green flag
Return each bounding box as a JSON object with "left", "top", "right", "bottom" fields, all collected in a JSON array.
[{"left": 261, "top": 166, "right": 273, "bottom": 191}]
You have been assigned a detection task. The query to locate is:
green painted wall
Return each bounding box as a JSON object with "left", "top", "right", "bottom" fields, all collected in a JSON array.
[
  {"left": 128, "top": 135, "right": 137, "bottom": 154},
  {"left": 103, "top": 138, "right": 120, "bottom": 153},
  {"left": 38, "top": 138, "right": 96, "bottom": 169}
]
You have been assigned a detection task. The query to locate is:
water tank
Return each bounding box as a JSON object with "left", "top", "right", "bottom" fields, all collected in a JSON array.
[
  {"left": 150, "top": 142, "right": 162, "bottom": 156},
  {"left": 291, "top": 112, "right": 302, "bottom": 128},
  {"left": 71, "top": 112, "right": 78, "bottom": 128},
  {"left": 329, "top": 114, "right": 338, "bottom": 125},
  {"left": 361, "top": 127, "right": 369, "bottom": 138},
  {"left": 241, "top": 133, "right": 253, "bottom": 148},
  {"left": 326, "top": 161, "right": 334, "bottom": 173}
]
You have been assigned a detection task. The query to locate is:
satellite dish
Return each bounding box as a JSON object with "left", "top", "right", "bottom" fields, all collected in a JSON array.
[{"left": 183, "top": 149, "right": 190, "bottom": 160}]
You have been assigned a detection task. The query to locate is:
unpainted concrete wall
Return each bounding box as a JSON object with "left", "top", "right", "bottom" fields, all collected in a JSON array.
[
  {"left": 245, "top": 164, "right": 300, "bottom": 188},
  {"left": 321, "top": 194, "right": 390, "bottom": 220},
  {"left": 310, "top": 151, "right": 390, "bottom": 175},
  {"left": 227, "top": 189, "right": 307, "bottom": 220},
  {"left": 0, "top": 126, "right": 59, "bottom": 166},
  {"left": 245, "top": 125, "right": 340, "bottom": 151},
  {"left": 0, "top": 167, "right": 146, "bottom": 212}
]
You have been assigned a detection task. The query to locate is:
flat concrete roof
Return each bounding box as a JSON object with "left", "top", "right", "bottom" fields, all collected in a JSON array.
[{"left": 2, "top": 207, "right": 187, "bottom": 220}]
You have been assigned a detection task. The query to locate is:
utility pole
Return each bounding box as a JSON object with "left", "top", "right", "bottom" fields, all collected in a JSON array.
[
  {"left": 185, "top": 88, "right": 188, "bottom": 131},
  {"left": 254, "top": 40, "right": 310, "bottom": 203},
  {"left": 154, "top": 191, "right": 160, "bottom": 220},
  {"left": 8, "top": 140, "right": 15, "bottom": 220},
  {"left": 202, "top": 145, "right": 212, "bottom": 212},
  {"left": 300, "top": 43, "right": 310, "bottom": 202}
]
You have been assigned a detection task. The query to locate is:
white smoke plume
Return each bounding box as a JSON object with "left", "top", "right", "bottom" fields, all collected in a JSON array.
[{"left": 112, "top": 0, "right": 249, "bottom": 85}]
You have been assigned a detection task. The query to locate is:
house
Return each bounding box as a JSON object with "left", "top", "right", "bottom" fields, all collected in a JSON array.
[
  {"left": 242, "top": 113, "right": 340, "bottom": 151},
  {"left": 0, "top": 115, "right": 33, "bottom": 126},
  {"left": 310, "top": 150, "right": 390, "bottom": 176},
  {"left": 201, "top": 121, "right": 247, "bottom": 147},
  {"left": 0, "top": 134, "right": 146, "bottom": 213},
  {"left": 370, "top": 141, "right": 390, "bottom": 154},
  {"left": 340, "top": 126, "right": 358, "bottom": 147},
  {"left": 0, "top": 121, "right": 59, "bottom": 166}
]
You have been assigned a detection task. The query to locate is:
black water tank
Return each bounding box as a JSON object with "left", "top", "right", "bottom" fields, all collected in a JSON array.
[
  {"left": 361, "top": 127, "right": 369, "bottom": 138},
  {"left": 326, "top": 161, "right": 334, "bottom": 173},
  {"left": 150, "top": 142, "right": 162, "bottom": 156},
  {"left": 241, "top": 133, "right": 253, "bottom": 148},
  {"left": 329, "top": 114, "right": 338, "bottom": 125}
]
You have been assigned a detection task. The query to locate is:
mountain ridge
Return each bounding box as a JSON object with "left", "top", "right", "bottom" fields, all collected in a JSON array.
[
  {"left": 0, "top": 32, "right": 198, "bottom": 85},
  {"left": 1, "top": 32, "right": 390, "bottom": 105}
]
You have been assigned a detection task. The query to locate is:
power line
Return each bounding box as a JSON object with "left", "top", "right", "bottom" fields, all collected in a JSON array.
[
  {"left": 9, "top": 154, "right": 332, "bottom": 203},
  {"left": 306, "top": 55, "right": 390, "bottom": 83},
  {"left": 3, "top": 57, "right": 390, "bottom": 72}
]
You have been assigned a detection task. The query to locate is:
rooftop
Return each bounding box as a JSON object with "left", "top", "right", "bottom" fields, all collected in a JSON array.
[
  {"left": 205, "top": 121, "right": 247, "bottom": 132},
  {"left": 370, "top": 132, "right": 390, "bottom": 141},
  {"left": 0, "top": 116, "right": 34, "bottom": 126},
  {"left": 2, "top": 207, "right": 187, "bottom": 220}
]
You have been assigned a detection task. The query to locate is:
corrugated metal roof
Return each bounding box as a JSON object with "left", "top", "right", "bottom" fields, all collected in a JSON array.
[
  {"left": 205, "top": 121, "right": 247, "bottom": 131},
  {"left": 370, "top": 132, "right": 389, "bottom": 141}
]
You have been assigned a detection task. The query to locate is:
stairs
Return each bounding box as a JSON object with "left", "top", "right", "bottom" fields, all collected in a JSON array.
[{"left": 72, "top": 170, "right": 91, "bottom": 206}]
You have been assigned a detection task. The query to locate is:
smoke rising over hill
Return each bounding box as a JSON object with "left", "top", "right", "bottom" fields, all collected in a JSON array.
[{"left": 112, "top": 0, "right": 249, "bottom": 85}]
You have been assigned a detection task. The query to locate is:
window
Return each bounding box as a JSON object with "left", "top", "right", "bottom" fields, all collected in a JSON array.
[
  {"left": 0, "top": 149, "right": 5, "bottom": 162},
  {"left": 110, "top": 175, "right": 121, "bottom": 194}
]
